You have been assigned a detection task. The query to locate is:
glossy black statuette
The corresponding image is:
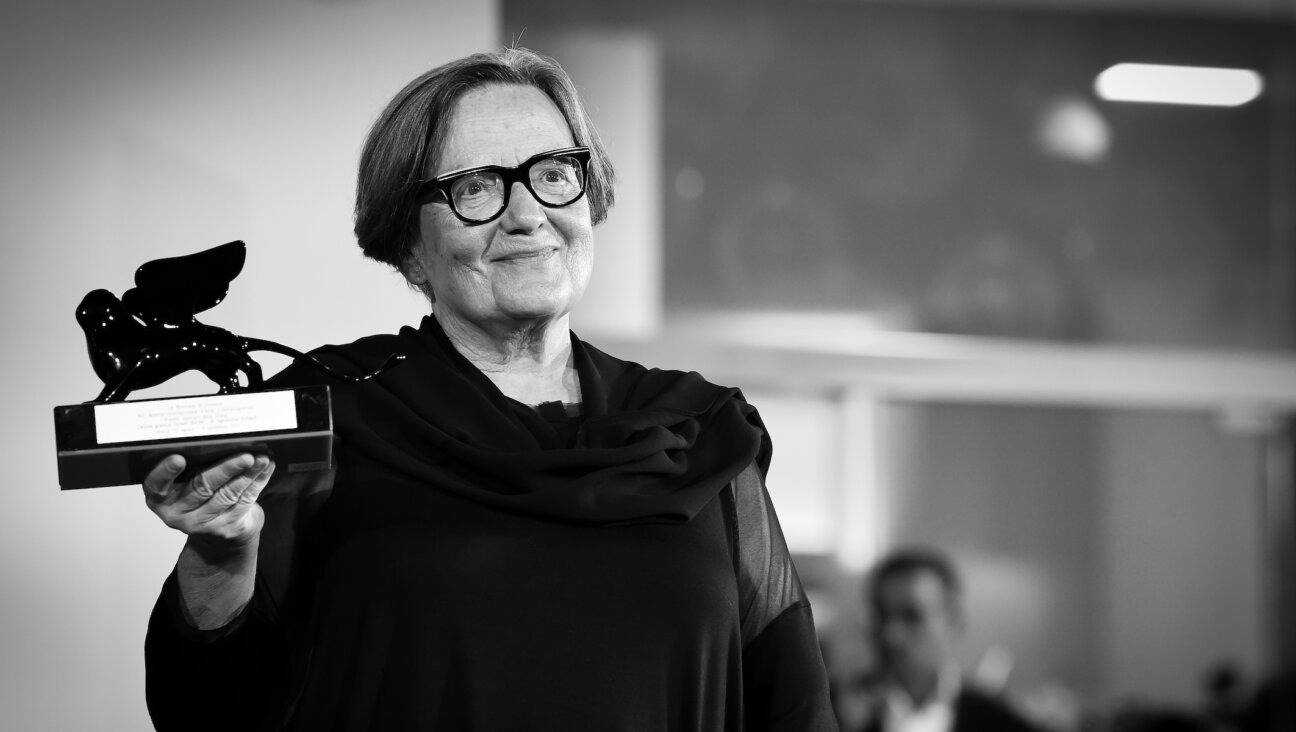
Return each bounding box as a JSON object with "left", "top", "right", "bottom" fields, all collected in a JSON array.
[
  {"left": 54, "top": 240, "right": 403, "bottom": 490},
  {"left": 76, "top": 240, "right": 403, "bottom": 402}
]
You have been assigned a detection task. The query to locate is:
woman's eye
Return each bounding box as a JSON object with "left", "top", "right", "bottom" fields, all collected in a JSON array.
[
  {"left": 536, "top": 162, "right": 578, "bottom": 187},
  {"left": 453, "top": 175, "right": 497, "bottom": 201}
]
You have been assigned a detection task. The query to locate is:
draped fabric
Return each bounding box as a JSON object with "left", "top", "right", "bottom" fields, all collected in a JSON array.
[
  {"left": 300, "top": 315, "right": 771, "bottom": 525},
  {"left": 144, "top": 316, "right": 835, "bottom": 731}
]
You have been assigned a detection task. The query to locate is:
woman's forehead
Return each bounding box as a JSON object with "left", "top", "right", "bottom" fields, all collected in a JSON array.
[{"left": 435, "top": 84, "right": 575, "bottom": 175}]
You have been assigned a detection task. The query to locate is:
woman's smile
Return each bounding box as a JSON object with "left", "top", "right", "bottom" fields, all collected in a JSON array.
[{"left": 489, "top": 245, "right": 559, "bottom": 263}]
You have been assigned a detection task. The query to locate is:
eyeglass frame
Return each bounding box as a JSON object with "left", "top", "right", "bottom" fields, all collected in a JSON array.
[{"left": 414, "top": 146, "right": 592, "bottom": 226}]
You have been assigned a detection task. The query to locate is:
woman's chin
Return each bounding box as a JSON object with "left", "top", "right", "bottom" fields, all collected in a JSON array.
[
  {"left": 490, "top": 284, "right": 575, "bottom": 323},
  {"left": 490, "top": 298, "right": 569, "bottom": 325}
]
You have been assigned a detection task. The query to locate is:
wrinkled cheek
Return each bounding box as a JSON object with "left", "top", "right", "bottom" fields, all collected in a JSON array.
[{"left": 567, "top": 244, "right": 594, "bottom": 301}]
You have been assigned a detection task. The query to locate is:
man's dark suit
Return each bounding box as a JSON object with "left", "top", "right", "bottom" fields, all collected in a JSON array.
[{"left": 859, "top": 685, "right": 1042, "bottom": 732}]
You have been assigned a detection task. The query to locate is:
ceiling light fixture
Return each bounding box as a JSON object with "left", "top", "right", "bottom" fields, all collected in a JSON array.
[{"left": 1094, "top": 63, "right": 1263, "bottom": 107}]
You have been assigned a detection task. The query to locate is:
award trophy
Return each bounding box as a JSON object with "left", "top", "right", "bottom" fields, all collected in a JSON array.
[{"left": 52, "top": 240, "right": 403, "bottom": 490}]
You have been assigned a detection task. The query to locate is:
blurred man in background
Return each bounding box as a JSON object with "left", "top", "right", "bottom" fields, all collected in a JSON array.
[{"left": 851, "top": 547, "right": 1043, "bottom": 732}]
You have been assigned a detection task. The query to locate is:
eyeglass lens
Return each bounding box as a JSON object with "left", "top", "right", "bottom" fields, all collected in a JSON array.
[{"left": 448, "top": 153, "right": 586, "bottom": 221}]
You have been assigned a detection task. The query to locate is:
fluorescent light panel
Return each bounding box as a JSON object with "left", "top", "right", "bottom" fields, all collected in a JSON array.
[{"left": 1095, "top": 63, "right": 1263, "bottom": 107}]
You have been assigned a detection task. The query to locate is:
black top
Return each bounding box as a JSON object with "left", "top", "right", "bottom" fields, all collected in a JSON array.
[{"left": 145, "top": 316, "right": 836, "bottom": 731}]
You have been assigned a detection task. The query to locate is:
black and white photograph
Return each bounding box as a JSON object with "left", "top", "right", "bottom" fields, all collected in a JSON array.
[{"left": 2, "top": 1, "right": 1294, "bottom": 730}]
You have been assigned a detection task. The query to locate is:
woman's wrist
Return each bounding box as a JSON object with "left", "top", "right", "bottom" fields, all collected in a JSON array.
[
  {"left": 176, "top": 535, "right": 259, "bottom": 630},
  {"left": 182, "top": 528, "right": 260, "bottom": 566}
]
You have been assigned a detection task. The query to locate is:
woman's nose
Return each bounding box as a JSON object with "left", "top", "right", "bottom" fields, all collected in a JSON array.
[{"left": 499, "top": 181, "right": 545, "bottom": 232}]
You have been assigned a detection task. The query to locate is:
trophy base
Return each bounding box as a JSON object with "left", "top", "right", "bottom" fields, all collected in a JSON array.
[{"left": 53, "top": 385, "right": 333, "bottom": 490}]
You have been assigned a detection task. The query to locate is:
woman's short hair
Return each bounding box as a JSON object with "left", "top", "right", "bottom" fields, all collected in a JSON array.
[{"left": 354, "top": 47, "right": 616, "bottom": 271}]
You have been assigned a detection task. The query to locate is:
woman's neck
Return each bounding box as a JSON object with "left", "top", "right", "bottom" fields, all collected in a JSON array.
[{"left": 438, "top": 311, "right": 580, "bottom": 406}]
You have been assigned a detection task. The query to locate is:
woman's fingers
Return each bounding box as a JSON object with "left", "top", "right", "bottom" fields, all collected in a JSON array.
[
  {"left": 191, "top": 456, "right": 274, "bottom": 519},
  {"left": 169, "top": 454, "right": 259, "bottom": 513},
  {"left": 236, "top": 458, "right": 277, "bottom": 508},
  {"left": 142, "top": 453, "right": 275, "bottom": 541},
  {"left": 142, "top": 454, "right": 187, "bottom": 503}
]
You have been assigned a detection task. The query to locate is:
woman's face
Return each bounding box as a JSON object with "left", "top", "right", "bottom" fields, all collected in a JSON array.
[{"left": 406, "top": 84, "right": 594, "bottom": 334}]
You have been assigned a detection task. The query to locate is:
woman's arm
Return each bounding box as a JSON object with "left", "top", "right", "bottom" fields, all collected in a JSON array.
[
  {"left": 143, "top": 457, "right": 335, "bottom": 731},
  {"left": 174, "top": 534, "right": 259, "bottom": 628},
  {"left": 143, "top": 453, "right": 272, "bottom": 629},
  {"left": 731, "top": 464, "right": 839, "bottom": 731}
]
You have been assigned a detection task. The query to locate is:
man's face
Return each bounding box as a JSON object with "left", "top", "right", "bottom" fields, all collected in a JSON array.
[{"left": 870, "top": 570, "right": 961, "bottom": 683}]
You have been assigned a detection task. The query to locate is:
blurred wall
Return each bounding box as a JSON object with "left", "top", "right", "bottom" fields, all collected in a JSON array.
[
  {"left": 503, "top": 0, "right": 1290, "bottom": 716},
  {"left": 888, "top": 403, "right": 1264, "bottom": 708},
  {"left": 1097, "top": 412, "right": 1264, "bottom": 705},
  {"left": 0, "top": 2, "right": 495, "bottom": 729},
  {"left": 546, "top": 32, "right": 664, "bottom": 341}
]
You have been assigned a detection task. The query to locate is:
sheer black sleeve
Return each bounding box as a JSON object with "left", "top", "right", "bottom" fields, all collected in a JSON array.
[
  {"left": 144, "top": 466, "right": 335, "bottom": 731},
  {"left": 730, "top": 464, "right": 838, "bottom": 731}
]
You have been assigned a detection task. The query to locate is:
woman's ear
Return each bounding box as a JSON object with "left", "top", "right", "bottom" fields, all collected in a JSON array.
[
  {"left": 400, "top": 253, "right": 428, "bottom": 285},
  {"left": 399, "top": 256, "right": 436, "bottom": 303},
  {"left": 401, "top": 267, "right": 423, "bottom": 288}
]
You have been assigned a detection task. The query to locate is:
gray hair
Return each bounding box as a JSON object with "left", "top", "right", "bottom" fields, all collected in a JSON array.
[{"left": 354, "top": 47, "right": 616, "bottom": 270}]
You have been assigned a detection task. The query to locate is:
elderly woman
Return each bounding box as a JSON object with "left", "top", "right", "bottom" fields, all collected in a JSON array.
[{"left": 142, "top": 48, "right": 834, "bottom": 731}]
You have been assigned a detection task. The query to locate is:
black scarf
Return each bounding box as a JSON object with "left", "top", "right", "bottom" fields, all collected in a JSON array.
[{"left": 273, "top": 316, "right": 769, "bottom": 526}]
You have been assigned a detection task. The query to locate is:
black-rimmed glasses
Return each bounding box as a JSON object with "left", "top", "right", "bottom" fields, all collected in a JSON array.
[{"left": 416, "top": 146, "right": 591, "bottom": 225}]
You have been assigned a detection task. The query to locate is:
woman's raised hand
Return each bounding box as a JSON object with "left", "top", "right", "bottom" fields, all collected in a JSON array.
[{"left": 142, "top": 453, "right": 275, "bottom": 556}]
